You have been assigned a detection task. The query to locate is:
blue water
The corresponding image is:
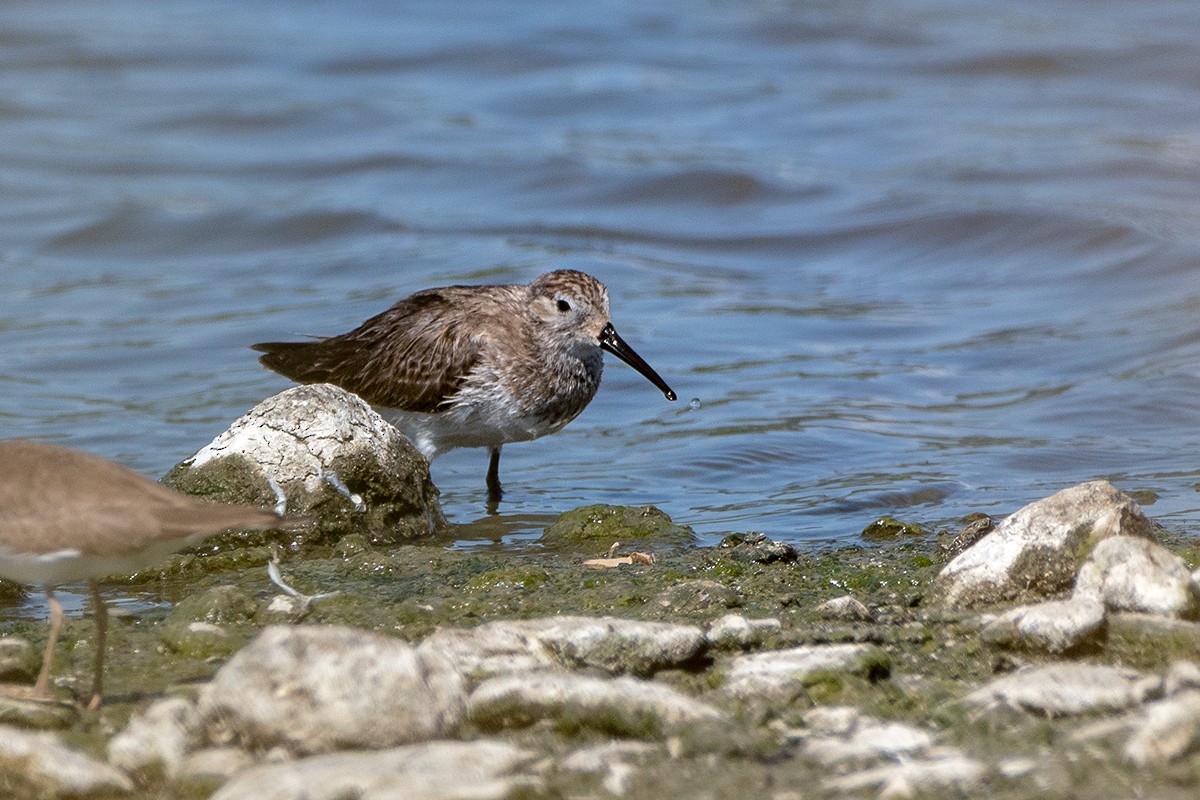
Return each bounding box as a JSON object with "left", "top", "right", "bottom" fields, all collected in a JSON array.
[{"left": 3, "top": 0, "right": 1199, "bottom": 547}]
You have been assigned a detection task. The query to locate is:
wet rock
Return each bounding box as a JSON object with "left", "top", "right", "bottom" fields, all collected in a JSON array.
[
  {"left": 561, "top": 741, "right": 658, "bottom": 797},
  {"left": 704, "top": 614, "right": 782, "bottom": 649},
  {"left": 716, "top": 531, "right": 799, "bottom": 564},
  {"left": 1164, "top": 660, "right": 1200, "bottom": 696},
  {"left": 210, "top": 740, "right": 537, "bottom": 800},
  {"left": 164, "top": 383, "right": 444, "bottom": 543},
  {"left": 936, "top": 480, "right": 1155, "bottom": 609},
  {"left": 823, "top": 752, "right": 987, "bottom": 800},
  {"left": 653, "top": 579, "right": 742, "bottom": 612},
  {"left": 198, "top": 625, "right": 465, "bottom": 755},
  {"left": 801, "top": 711, "right": 935, "bottom": 767},
  {"left": 816, "top": 595, "right": 875, "bottom": 622},
  {"left": 468, "top": 673, "right": 726, "bottom": 737},
  {"left": 861, "top": 516, "right": 927, "bottom": 541},
  {"left": 1124, "top": 690, "right": 1200, "bottom": 765},
  {"left": 543, "top": 504, "right": 696, "bottom": 548},
  {"left": 0, "top": 694, "right": 78, "bottom": 729},
  {"left": 160, "top": 620, "right": 243, "bottom": 659},
  {"left": 420, "top": 616, "right": 706, "bottom": 684},
  {"left": 937, "top": 513, "right": 995, "bottom": 559},
  {"left": 107, "top": 696, "right": 198, "bottom": 777},
  {"left": 178, "top": 746, "right": 256, "bottom": 783},
  {"left": 981, "top": 596, "right": 1106, "bottom": 654},
  {"left": 0, "top": 636, "right": 39, "bottom": 682},
  {"left": 1073, "top": 535, "right": 1198, "bottom": 618},
  {"left": 965, "top": 662, "right": 1160, "bottom": 717},
  {"left": 0, "top": 723, "right": 133, "bottom": 795},
  {"left": 170, "top": 584, "right": 259, "bottom": 623},
  {"left": 721, "top": 644, "right": 890, "bottom": 702}
]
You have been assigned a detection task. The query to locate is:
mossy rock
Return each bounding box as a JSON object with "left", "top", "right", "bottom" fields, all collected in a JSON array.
[
  {"left": 542, "top": 505, "right": 696, "bottom": 549},
  {"left": 861, "top": 516, "right": 928, "bottom": 541},
  {"left": 162, "top": 385, "right": 446, "bottom": 550}
]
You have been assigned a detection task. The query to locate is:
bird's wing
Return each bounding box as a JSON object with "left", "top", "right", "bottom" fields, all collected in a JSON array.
[{"left": 254, "top": 288, "right": 487, "bottom": 413}]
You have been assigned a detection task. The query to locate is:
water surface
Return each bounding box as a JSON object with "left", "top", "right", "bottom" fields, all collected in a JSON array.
[{"left": 3, "top": 0, "right": 1199, "bottom": 548}]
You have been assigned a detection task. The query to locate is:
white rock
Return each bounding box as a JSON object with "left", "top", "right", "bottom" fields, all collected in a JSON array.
[
  {"left": 107, "top": 696, "right": 198, "bottom": 777},
  {"left": 936, "top": 480, "right": 1154, "bottom": 609},
  {"left": 0, "top": 724, "right": 133, "bottom": 795},
  {"left": 198, "top": 625, "right": 466, "bottom": 755},
  {"left": 178, "top": 747, "right": 257, "bottom": 782},
  {"left": 981, "top": 596, "right": 1106, "bottom": 653},
  {"left": 560, "top": 741, "right": 658, "bottom": 772},
  {"left": 468, "top": 673, "right": 726, "bottom": 736},
  {"left": 824, "top": 753, "right": 987, "bottom": 799},
  {"left": 210, "top": 740, "right": 536, "bottom": 800},
  {"left": 187, "top": 384, "right": 408, "bottom": 496},
  {"left": 420, "top": 616, "right": 705, "bottom": 686},
  {"left": 801, "top": 705, "right": 864, "bottom": 737},
  {"left": 561, "top": 741, "right": 657, "bottom": 798},
  {"left": 1074, "top": 535, "right": 1196, "bottom": 618},
  {"left": 722, "top": 644, "right": 886, "bottom": 701},
  {"left": 704, "top": 614, "right": 782, "bottom": 648},
  {"left": 816, "top": 595, "right": 874, "bottom": 622},
  {"left": 173, "top": 383, "right": 443, "bottom": 537},
  {"left": 965, "top": 662, "right": 1160, "bottom": 717},
  {"left": 1124, "top": 690, "right": 1200, "bottom": 765},
  {"left": 1165, "top": 660, "right": 1200, "bottom": 696},
  {"left": 803, "top": 719, "right": 935, "bottom": 767}
]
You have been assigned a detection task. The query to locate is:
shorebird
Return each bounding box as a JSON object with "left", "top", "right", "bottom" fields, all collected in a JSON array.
[
  {"left": 253, "top": 269, "right": 676, "bottom": 501},
  {"left": 0, "top": 439, "right": 283, "bottom": 709}
]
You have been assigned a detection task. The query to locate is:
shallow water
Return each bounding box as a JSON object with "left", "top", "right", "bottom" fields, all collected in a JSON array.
[{"left": 3, "top": 0, "right": 1200, "bottom": 548}]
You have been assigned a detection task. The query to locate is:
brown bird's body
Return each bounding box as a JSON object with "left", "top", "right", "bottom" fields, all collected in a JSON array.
[
  {"left": 253, "top": 270, "right": 676, "bottom": 501},
  {"left": 0, "top": 439, "right": 282, "bottom": 708}
]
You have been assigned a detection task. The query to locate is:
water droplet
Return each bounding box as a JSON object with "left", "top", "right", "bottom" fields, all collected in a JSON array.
[{"left": 688, "top": 397, "right": 701, "bottom": 411}]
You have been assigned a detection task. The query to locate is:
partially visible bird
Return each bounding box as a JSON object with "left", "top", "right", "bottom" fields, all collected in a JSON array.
[
  {"left": 253, "top": 269, "right": 676, "bottom": 501},
  {"left": 0, "top": 439, "right": 284, "bottom": 708}
]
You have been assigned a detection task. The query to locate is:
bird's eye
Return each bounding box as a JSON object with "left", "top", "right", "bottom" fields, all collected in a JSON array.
[{"left": 556, "top": 299, "right": 572, "bottom": 313}]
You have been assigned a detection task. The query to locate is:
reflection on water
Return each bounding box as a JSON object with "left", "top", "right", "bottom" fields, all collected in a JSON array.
[{"left": 2, "top": 0, "right": 1200, "bottom": 553}]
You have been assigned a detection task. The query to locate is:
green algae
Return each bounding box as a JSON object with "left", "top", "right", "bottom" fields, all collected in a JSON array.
[
  {"left": 860, "top": 515, "right": 929, "bottom": 541},
  {"left": 4, "top": 500, "right": 1200, "bottom": 799},
  {"left": 543, "top": 504, "right": 696, "bottom": 549}
]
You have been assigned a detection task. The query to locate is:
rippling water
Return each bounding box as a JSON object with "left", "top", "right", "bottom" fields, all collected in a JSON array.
[{"left": 3, "top": 0, "right": 1199, "bottom": 547}]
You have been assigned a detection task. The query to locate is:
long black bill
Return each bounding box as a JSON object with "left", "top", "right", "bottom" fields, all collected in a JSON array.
[{"left": 598, "top": 322, "right": 677, "bottom": 401}]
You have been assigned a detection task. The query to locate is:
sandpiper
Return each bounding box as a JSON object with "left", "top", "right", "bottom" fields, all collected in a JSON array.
[
  {"left": 0, "top": 439, "right": 283, "bottom": 708},
  {"left": 253, "top": 269, "right": 676, "bottom": 501}
]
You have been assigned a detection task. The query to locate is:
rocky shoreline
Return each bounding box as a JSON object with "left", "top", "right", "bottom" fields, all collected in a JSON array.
[{"left": 2, "top": 386, "right": 1200, "bottom": 799}]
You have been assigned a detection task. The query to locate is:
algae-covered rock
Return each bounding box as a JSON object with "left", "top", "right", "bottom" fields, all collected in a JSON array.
[
  {"left": 1073, "top": 535, "right": 1198, "bottom": 619},
  {"left": 169, "top": 584, "right": 258, "bottom": 624},
  {"left": 421, "top": 616, "right": 707, "bottom": 685},
  {"left": 981, "top": 596, "right": 1106, "bottom": 654},
  {"left": 716, "top": 532, "right": 798, "bottom": 564},
  {"left": 935, "top": 480, "right": 1156, "bottom": 609},
  {"left": 964, "top": 662, "right": 1159, "bottom": 717},
  {"left": 721, "top": 644, "right": 890, "bottom": 703},
  {"left": 704, "top": 614, "right": 782, "bottom": 650},
  {"left": 0, "top": 723, "right": 134, "bottom": 795},
  {"left": 164, "top": 384, "right": 444, "bottom": 546},
  {"left": 542, "top": 504, "right": 695, "bottom": 548},
  {"left": 653, "top": 579, "right": 742, "bottom": 613},
  {"left": 468, "top": 673, "right": 727, "bottom": 738},
  {"left": 861, "top": 516, "right": 927, "bottom": 541},
  {"left": 210, "top": 741, "right": 536, "bottom": 800},
  {"left": 198, "top": 625, "right": 466, "bottom": 755},
  {"left": 0, "top": 636, "right": 40, "bottom": 683},
  {"left": 107, "top": 696, "right": 198, "bottom": 777}
]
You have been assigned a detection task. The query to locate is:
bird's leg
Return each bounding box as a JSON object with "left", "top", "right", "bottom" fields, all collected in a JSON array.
[
  {"left": 87, "top": 581, "right": 107, "bottom": 710},
  {"left": 33, "top": 585, "right": 63, "bottom": 698},
  {"left": 486, "top": 446, "right": 504, "bottom": 506}
]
